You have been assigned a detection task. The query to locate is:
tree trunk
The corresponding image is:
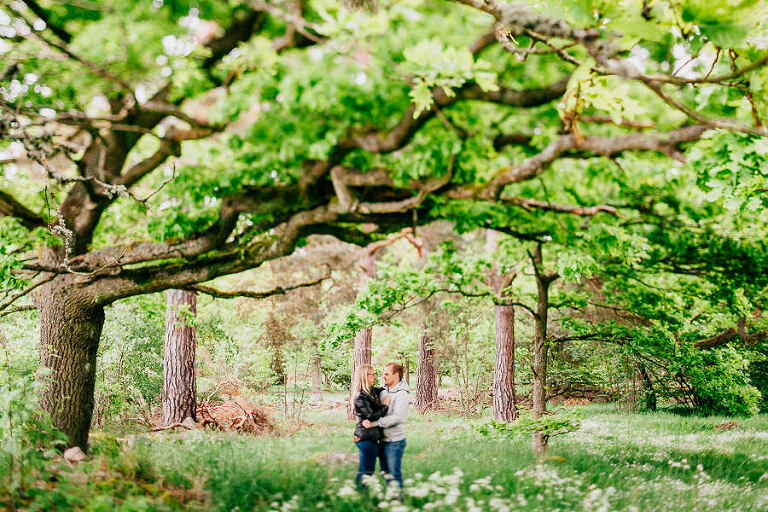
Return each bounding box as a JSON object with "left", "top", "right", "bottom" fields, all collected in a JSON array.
[
  {"left": 638, "top": 363, "right": 657, "bottom": 411},
  {"left": 348, "top": 327, "right": 372, "bottom": 418},
  {"left": 531, "top": 244, "right": 557, "bottom": 454},
  {"left": 493, "top": 304, "right": 518, "bottom": 421},
  {"left": 404, "top": 358, "right": 410, "bottom": 385},
  {"left": 35, "top": 281, "right": 105, "bottom": 451},
  {"left": 310, "top": 341, "right": 323, "bottom": 401},
  {"left": 487, "top": 229, "right": 519, "bottom": 422},
  {"left": 162, "top": 289, "right": 197, "bottom": 425},
  {"left": 348, "top": 249, "right": 376, "bottom": 419},
  {"left": 415, "top": 328, "right": 438, "bottom": 411}
]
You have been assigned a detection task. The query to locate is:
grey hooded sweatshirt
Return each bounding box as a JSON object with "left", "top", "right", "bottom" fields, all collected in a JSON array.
[{"left": 373, "top": 380, "right": 409, "bottom": 442}]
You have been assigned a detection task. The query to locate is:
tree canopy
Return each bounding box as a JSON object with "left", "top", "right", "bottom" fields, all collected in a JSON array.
[{"left": 1, "top": 0, "right": 767, "bottom": 448}]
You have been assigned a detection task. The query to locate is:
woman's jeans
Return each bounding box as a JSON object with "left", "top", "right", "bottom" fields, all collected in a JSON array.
[
  {"left": 381, "top": 439, "right": 406, "bottom": 488},
  {"left": 355, "top": 440, "right": 379, "bottom": 486}
]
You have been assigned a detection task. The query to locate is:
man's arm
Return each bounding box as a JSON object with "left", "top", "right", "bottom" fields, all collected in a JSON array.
[{"left": 373, "top": 392, "right": 408, "bottom": 428}]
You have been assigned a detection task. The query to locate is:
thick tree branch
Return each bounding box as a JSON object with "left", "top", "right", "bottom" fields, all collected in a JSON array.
[
  {"left": 0, "top": 304, "right": 37, "bottom": 318},
  {"left": 693, "top": 326, "right": 767, "bottom": 349},
  {"left": 83, "top": 203, "right": 343, "bottom": 304},
  {"left": 454, "top": 124, "right": 710, "bottom": 199},
  {"left": 0, "top": 189, "right": 47, "bottom": 229}
]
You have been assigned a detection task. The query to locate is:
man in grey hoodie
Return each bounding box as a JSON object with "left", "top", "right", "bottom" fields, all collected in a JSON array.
[{"left": 362, "top": 362, "right": 409, "bottom": 489}]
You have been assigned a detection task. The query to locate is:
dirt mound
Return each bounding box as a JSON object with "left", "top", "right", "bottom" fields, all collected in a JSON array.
[{"left": 198, "top": 398, "right": 274, "bottom": 433}]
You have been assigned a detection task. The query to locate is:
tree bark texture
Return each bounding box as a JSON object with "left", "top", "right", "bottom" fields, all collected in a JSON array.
[
  {"left": 162, "top": 289, "right": 197, "bottom": 425},
  {"left": 487, "top": 229, "right": 518, "bottom": 422},
  {"left": 493, "top": 304, "right": 518, "bottom": 422},
  {"left": 35, "top": 280, "right": 104, "bottom": 451},
  {"left": 415, "top": 328, "right": 438, "bottom": 411},
  {"left": 348, "top": 327, "right": 372, "bottom": 418}
]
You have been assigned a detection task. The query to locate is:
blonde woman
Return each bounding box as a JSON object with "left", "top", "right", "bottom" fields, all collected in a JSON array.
[{"left": 352, "top": 364, "right": 390, "bottom": 486}]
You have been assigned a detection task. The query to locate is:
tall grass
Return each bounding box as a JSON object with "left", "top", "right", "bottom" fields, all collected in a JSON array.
[
  {"left": 106, "top": 405, "right": 768, "bottom": 512},
  {"left": 8, "top": 405, "right": 766, "bottom": 511}
]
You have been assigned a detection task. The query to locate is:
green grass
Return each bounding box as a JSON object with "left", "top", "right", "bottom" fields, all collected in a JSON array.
[{"left": 10, "top": 405, "right": 768, "bottom": 511}]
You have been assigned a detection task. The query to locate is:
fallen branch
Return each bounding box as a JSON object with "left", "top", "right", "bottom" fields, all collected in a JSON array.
[{"left": 151, "top": 422, "right": 194, "bottom": 432}]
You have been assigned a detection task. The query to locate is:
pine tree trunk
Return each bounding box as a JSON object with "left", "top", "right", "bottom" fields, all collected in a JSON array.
[
  {"left": 486, "top": 229, "right": 518, "bottom": 422},
  {"left": 162, "top": 289, "right": 197, "bottom": 425},
  {"left": 348, "top": 327, "right": 372, "bottom": 418},
  {"left": 493, "top": 304, "right": 518, "bottom": 421},
  {"left": 348, "top": 249, "right": 376, "bottom": 419},
  {"left": 415, "top": 329, "right": 438, "bottom": 411},
  {"left": 35, "top": 281, "right": 104, "bottom": 451}
]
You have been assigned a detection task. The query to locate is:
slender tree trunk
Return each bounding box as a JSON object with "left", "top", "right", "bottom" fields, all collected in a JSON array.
[
  {"left": 638, "top": 363, "right": 657, "bottom": 411},
  {"left": 415, "top": 327, "right": 438, "bottom": 411},
  {"left": 310, "top": 342, "right": 323, "bottom": 401},
  {"left": 531, "top": 244, "right": 557, "bottom": 454},
  {"left": 35, "top": 281, "right": 104, "bottom": 451},
  {"left": 348, "top": 250, "right": 376, "bottom": 418},
  {"left": 493, "top": 304, "right": 518, "bottom": 421},
  {"left": 162, "top": 289, "right": 197, "bottom": 425},
  {"left": 404, "top": 358, "right": 410, "bottom": 385},
  {"left": 348, "top": 328, "right": 372, "bottom": 418}
]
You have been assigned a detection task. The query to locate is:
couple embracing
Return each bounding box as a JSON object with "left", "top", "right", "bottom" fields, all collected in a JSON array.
[{"left": 352, "top": 362, "right": 409, "bottom": 491}]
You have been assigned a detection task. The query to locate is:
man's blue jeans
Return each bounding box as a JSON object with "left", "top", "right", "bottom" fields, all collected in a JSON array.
[
  {"left": 381, "top": 439, "right": 406, "bottom": 488},
  {"left": 355, "top": 440, "right": 379, "bottom": 486}
]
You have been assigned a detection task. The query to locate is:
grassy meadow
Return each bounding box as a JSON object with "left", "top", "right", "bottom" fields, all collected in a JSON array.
[{"left": 12, "top": 403, "right": 768, "bottom": 512}]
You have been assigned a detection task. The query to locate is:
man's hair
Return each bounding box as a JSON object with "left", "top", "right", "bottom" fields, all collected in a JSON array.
[{"left": 386, "top": 362, "right": 404, "bottom": 380}]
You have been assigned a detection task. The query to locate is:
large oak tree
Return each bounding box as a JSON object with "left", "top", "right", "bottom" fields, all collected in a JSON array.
[{"left": 1, "top": 0, "right": 767, "bottom": 450}]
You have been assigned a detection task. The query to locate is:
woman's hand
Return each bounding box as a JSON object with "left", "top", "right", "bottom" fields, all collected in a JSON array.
[{"left": 382, "top": 395, "right": 391, "bottom": 406}]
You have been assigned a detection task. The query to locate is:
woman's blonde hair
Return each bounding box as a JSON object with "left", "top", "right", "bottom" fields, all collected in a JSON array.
[{"left": 352, "top": 364, "right": 375, "bottom": 397}]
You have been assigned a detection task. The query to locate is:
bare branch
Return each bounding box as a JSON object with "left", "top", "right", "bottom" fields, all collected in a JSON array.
[
  {"left": 0, "top": 273, "right": 56, "bottom": 314},
  {"left": 189, "top": 269, "right": 331, "bottom": 299},
  {"left": 500, "top": 196, "right": 622, "bottom": 217},
  {"left": 578, "top": 115, "right": 656, "bottom": 130},
  {"left": 249, "top": 0, "right": 325, "bottom": 43},
  {"left": 641, "top": 81, "right": 767, "bottom": 137},
  {"left": 640, "top": 52, "right": 768, "bottom": 86}
]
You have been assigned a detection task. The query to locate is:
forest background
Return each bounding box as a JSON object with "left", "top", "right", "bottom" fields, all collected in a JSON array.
[{"left": 1, "top": 0, "right": 768, "bottom": 510}]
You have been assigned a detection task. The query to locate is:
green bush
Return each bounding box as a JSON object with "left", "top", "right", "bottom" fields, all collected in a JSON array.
[
  {"left": 748, "top": 343, "right": 768, "bottom": 412},
  {"left": 0, "top": 334, "right": 67, "bottom": 509},
  {"left": 95, "top": 296, "right": 165, "bottom": 426},
  {"left": 682, "top": 346, "right": 761, "bottom": 417}
]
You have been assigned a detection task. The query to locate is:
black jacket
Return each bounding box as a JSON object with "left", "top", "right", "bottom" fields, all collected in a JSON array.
[{"left": 354, "top": 386, "right": 388, "bottom": 442}]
